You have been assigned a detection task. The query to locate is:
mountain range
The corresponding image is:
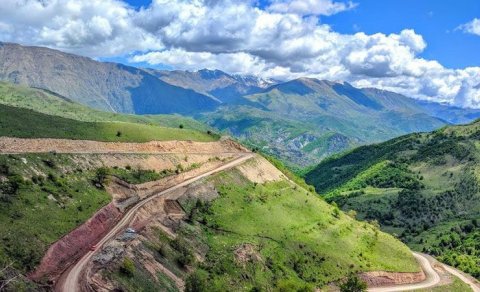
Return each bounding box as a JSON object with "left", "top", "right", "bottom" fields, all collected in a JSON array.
[{"left": 2, "top": 42, "right": 480, "bottom": 167}]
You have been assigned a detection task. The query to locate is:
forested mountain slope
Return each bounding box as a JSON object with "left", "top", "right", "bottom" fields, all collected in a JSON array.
[{"left": 305, "top": 120, "right": 480, "bottom": 279}]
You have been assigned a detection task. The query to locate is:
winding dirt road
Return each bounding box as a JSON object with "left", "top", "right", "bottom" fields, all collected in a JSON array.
[
  {"left": 56, "top": 153, "right": 255, "bottom": 292},
  {"left": 369, "top": 253, "right": 440, "bottom": 292},
  {"left": 369, "top": 252, "right": 480, "bottom": 292}
]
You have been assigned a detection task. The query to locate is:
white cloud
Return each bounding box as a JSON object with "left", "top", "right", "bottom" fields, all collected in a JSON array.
[
  {"left": 458, "top": 18, "right": 480, "bottom": 36},
  {"left": 131, "top": 49, "right": 269, "bottom": 75},
  {"left": 0, "top": 0, "right": 163, "bottom": 56},
  {"left": 267, "top": 0, "right": 358, "bottom": 16},
  {"left": 0, "top": 0, "right": 479, "bottom": 108}
]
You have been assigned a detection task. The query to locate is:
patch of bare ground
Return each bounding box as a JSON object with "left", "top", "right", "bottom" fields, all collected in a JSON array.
[
  {"left": 29, "top": 202, "right": 122, "bottom": 283},
  {"left": 234, "top": 243, "right": 263, "bottom": 267},
  {"left": 359, "top": 270, "right": 426, "bottom": 287}
]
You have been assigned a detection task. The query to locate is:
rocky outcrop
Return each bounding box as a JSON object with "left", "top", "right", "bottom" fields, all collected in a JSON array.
[
  {"left": 359, "top": 270, "right": 426, "bottom": 287},
  {"left": 29, "top": 203, "right": 122, "bottom": 282}
]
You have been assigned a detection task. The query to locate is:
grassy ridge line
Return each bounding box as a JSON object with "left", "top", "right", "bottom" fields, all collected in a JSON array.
[{"left": 0, "top": 103, "right": 216, "bottom": 142}]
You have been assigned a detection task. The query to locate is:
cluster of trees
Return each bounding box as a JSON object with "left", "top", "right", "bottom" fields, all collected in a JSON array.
[
  {"left": 365, "top": 162, "right": 423, "bottom": 189},
  {"left": 423, "top": 220, "right": 480, "bottom": 279}
]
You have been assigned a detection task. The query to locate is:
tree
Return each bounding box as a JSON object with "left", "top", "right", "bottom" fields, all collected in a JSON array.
[
  {"left": 116, "top": 131, "right": 122, "bottom": 137},
  {"left": 93, "top": 167, "right": 110, "bottom": 188},
  {"left": 179, "top": 124, "right": 184, "bottom": 129},
  {"left": 339, "top": 274, "right": 367, "bottom": 292}
]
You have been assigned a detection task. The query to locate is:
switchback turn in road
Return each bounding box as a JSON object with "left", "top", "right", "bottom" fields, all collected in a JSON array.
[{"left": 369, "top": 252, "right": 480, "bottom": 292}]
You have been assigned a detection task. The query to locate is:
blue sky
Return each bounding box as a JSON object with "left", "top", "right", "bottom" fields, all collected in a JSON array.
[{"left": 324, "top": 0, "right": 480, "bottom": 69}]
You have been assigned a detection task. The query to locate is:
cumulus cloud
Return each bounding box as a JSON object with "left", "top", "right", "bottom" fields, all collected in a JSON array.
[
  {"left": 0, "top": 0, "right": 163, "bottom": 56},
  {"left": 0, "top": 0, "right": 479, "bottom": 108},
  {"left": 267, "top": 0, "right": 358, "bottom": 16},
  {"left": 457, "top": 18, "right": 480, "bottom": 36}
]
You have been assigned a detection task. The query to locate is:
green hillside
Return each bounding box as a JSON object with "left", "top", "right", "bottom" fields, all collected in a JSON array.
[
  {"left": 0, "top": 81, "right": 218, "bottom": 143},
  {"left": 305, "top": 120, "right": 480, "bottom": 279},
  {"left": 0, "top": 81, "right": 212, "bottom": 132},
  {"left": 0, "top": 103, "right": 216, "bottom": 142},
  {"left": 103, "top": 166, "right": 419, "bottom": 292},
  {"left": 191, "top": 170, "right": 418, "bottom": 290}
]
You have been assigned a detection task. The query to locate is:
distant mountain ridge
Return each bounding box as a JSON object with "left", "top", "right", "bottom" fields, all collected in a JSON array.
[
  {"left": 0, "top": 42, "right": 219, "bottom": 114},
  {"left": 2, "top": 42, "right": 480, "bottom": 166},
  {"left": 144, "top": 68, "right": 276, "bottom": 105}
]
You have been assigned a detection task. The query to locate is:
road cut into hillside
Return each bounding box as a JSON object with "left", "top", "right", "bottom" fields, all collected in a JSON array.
[
  {"left": 56, "top": 153, "right": 255, "bottom": 292},
  {"left": 0, "top": 137, "right": 247, "bottom": 154}
]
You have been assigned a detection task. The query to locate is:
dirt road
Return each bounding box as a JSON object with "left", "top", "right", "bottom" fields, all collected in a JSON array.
[
  {"left": 442, "top": 264, "right": 480, "bottom": 292},
  {"left": 369, "top": 252, "right": 480, "bottom": 292},
  {"left": 369, "top": 253, "right": 440, "bottom": 292},
  {"left": 0, "top": 137, "right": 246, "bottom": 154},
  {"left": 56, "top": 153, "right": 255, "bottom": 292}
]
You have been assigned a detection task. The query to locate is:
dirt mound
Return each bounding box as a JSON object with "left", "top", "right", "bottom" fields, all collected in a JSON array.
[
  {"left": 0, "top": 137, "right": 248, "bottom": 154},
  {"left": 360, "top": 270, "right": 426, "bottom": 287},
  {"left": 29, "top": 202, "right": 122, "bottom": 282}
]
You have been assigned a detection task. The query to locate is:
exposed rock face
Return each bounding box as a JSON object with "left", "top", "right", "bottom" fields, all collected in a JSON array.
[
  {"left": 29, "top": 203, "right": 122, "bottom": 282},
  {"left": 0, "top": 42, "right": 218, "bottom": 114},
  {"left": 359, "top": 270, "right": 426, "bottom": 287}
]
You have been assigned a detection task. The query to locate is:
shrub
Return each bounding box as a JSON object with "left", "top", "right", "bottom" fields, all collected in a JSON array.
[
  {"left": 172, "top": 238, "right": 195, "bottom": 267},
  {"left": 339, "top": 274, "right": 367, "bottom": 292},
  {"left": 92, "top": 167, "right": 110, "bottom": 188},
  {"left": 119, "top": 258, "right": 135, "bottom": 277},
  {"left": 185, "top": 270, "right": 208, "bottom": 292}
]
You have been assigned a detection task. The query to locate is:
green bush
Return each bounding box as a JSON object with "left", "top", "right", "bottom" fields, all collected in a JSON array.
[
  {"left": 120, "top": 258, "right": 135, "bottom": 277},
  {"left": 185, "top": 270, "right": 208, "bottom": 292},
  {"left": 339, "top": 274, "right": 367, "bottom": 292},
  {"left": 92, "top": 167, "right": 110, "bottom": 188}
]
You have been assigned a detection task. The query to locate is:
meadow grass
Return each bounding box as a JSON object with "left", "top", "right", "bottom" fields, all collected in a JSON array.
[{"left": 0, "top": 103, "right": 216, "bottom": 142}]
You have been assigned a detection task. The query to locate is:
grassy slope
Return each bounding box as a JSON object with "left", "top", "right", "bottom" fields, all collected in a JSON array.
[
  {"left": 0, "top": 154, "right": 111, "bottom": 274},
  {"left": 0, "top": 81, "right": 214, "bottom": 134},
  {"left": 169, "top": 169, "right": 418, "bottom": 291},
  {"left": 305, "top": 120, "right": 480, "bottom": 279},
  {"left": 0, "top": 103, "right": 216, "bottom": 142}
]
